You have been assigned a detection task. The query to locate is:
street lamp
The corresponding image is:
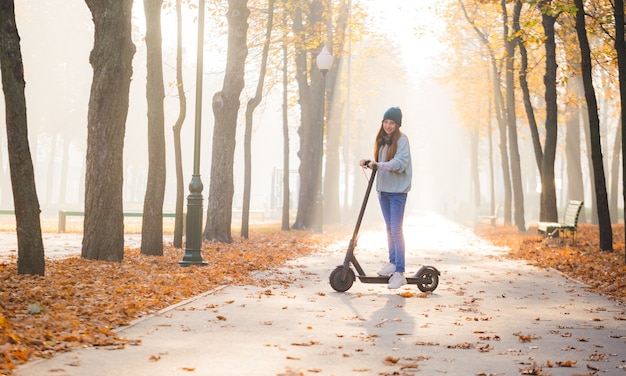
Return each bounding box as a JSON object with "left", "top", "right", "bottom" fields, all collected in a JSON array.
[
  {"left": 180, "top": 0, "right": 208, "bottom": 266},
  {"left": 313, "top": 45, "right": 333, "bottom": 232}
]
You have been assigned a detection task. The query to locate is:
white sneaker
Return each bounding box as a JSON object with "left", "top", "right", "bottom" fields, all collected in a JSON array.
[
  {"left": 388, "top": 272, "right": 407, "bottom": 289},
  {"left": 377, "top": 263, "right": 396, "bottom": 276}
]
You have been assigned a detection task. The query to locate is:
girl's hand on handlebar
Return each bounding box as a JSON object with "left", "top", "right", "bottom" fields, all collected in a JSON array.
[{"left": 359, "top": 159, "right": 376, "bottom": 169}]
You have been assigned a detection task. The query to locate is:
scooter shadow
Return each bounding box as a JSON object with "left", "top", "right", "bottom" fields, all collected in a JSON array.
[
  {"left": 328, "top": 283, "right": 442, "bottom": 318},
  {"left": 327, "top": 290, "right": 426, "bottom": 345}
]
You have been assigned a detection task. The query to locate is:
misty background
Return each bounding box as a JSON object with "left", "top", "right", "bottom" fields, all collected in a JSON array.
[{"left": 0, "top": 1, "right": 485, "bottom": 229}]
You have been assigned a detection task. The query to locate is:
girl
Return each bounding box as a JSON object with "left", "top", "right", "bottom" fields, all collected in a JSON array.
[{"left": 359, "top": 107, "right": 412, "bottom": 289}]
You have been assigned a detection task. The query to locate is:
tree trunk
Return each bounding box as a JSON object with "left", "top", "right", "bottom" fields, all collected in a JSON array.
[
  {"left": 172, "top": 0, "right": 187, "bottom": 249},
  {"left": 141, "top": 0, "right": 166, "bottom": 256},
  {"left": 487, "top": 93, "right": 495, "bottom": 220},
  {"left": 515, "top": 0, "right": 542, "bottom": 173},
  {"left": 281, "top": 16, "right": 290, "bottom": 232},
  {"left": 291, "top": 1, "right": 323, "bottom": 230},
  {"left": 609, "top": 120, "right": 621, "bottom": 224},
  {"left": 564, "top": 80, "right": 586, "bottom": 215},
  {"left": 241, "top": 0, "right": 274, "bottom": 239},
  {"left": 323, "top": 78, "right": 341, "bottom": 225},
  {"left": 82, "top": 0, "right": 135, "bottom": 262},
  {"left": 502, "top": 0, "right": 526, "bottom": 232},
  {"left": 574, "top": 0, "right": 613, "bottom": 251},
  {"left": 470, "top": 125, "right": 480, "bottom": 211},
  {"left": 615, "top": 0, "right": 626, "bottom": 261},
  {"left": 203, "top": 0, "right": 249, "bottom": 243},
  {"left": 538, "top": 6, "right": 558, "bottom": 224},
  {"left": 582, "top": 104, "right": 597, "bottom": 224},
  {"left": 322, "top": 0, "right": 349, "bottom": 226},
  {"left": 0, "top": 0, "right": 45, "bottom": 275}
]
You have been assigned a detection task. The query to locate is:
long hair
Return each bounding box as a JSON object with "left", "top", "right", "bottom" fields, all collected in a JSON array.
[{"left": 374, "top": 124, "right": 401, "bottom": 162}]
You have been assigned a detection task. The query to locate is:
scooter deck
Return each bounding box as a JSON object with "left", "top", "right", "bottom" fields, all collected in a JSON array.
[{"left": 357, "top": 275, "right": 426, "bottom": 284}]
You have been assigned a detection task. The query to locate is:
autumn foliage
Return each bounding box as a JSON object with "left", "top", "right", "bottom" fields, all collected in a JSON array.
[
  {"left": 1, "top": 224, "right": 625, "bottom": 374},
  {"left": 0, "top": 229, "right": 341, "bottom": 375},
  {"left": 476, "top": 223, "right": 626, "bottom": 305}
]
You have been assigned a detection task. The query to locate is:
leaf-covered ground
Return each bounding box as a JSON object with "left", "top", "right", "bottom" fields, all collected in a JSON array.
[
  {"left": 475, "top": 223, "right": 626, "bottom": 306},
  {"left": 0, "top": 228, "right": 342, "bottom": 375},
  {"left": 1, "top": 223, "right": 625, "bottom": 375}
]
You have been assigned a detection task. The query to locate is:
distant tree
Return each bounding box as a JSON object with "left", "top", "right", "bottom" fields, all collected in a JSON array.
[
  {"left": 291, "top": 0, "right": 324, "bottom": 230},
  {"left": 82, "top": 0, "right": 136, "bottom": 261},
  {"left": 563, "top": 27, "right": 586, "bottom": 220},
  {"left": 609, "top": 120, "right": 621, "bottom": 224},
  {"left": 241, "top": 0, "right": 275, "bottom": 239},
  {"left": 322, "top": 0, "right": 350, "bottom": 226},
  {"left": 141, "top": 0, "right": 166, "bottom": 256},
  {"left": 538, "top": 0, "right": 558, "bottom": 223},
  {"left": 281, "top": 25, "right": 291, "bottom": 232},
  {"left": 170, "top": 0, "right": 188, "bottom": 248},
  {"left": 564, "top": 71, "right": 586, "bottom": 215},
  {"left": 515, "top": 0, "right": 542, "bottom": 174},
  {"left": 203, "top": 0, "right": 250, "bottom": 243},
  {"left": 458, "top": 0, "right": 512, "bottom": 225},
  {"left": 502, "top": 0, "right": 526, "bottom": 232},
  {"left": 616, "top": 0, "right": 626, "bottom": 260},
  {"left": 573, "top": 0, "right": 612, "bottom": 251},
  {"left": 0, "top": 0, "right": 45, "bottom": 275}
]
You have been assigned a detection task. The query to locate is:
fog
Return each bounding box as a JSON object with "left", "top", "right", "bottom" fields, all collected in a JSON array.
[{"left": 0, "top": 1, "right": 476, "bottom": 227}]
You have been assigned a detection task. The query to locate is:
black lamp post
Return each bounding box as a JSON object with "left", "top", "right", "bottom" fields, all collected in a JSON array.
[
  {"left": 313, "top": 46, "right": 333, "bottom": 232},
  {"left": 179, "top": 0, "right": 208, "bottom": 266}
]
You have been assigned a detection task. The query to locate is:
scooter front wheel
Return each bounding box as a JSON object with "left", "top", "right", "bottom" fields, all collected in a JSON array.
[
  {"left": 329, "top": 266, "right": 355, "bottom": 292},
  {"left": 416, "top": 266, "right": 439, "bottom": 292}
]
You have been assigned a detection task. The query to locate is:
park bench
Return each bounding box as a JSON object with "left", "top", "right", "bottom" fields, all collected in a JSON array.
[
  {"left": 537, "top": 200, "right": 584, "bottom": 241},
  {"left": 58, "top": 210, "right": 176, "bottom": 233},
  {"left": 478, "top": 204, "right": 500, "bottom": 226}
]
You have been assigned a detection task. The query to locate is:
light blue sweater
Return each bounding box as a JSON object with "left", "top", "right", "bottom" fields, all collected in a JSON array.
[{"left": 375, "top": 134, "right": 412, "bottom": 193}]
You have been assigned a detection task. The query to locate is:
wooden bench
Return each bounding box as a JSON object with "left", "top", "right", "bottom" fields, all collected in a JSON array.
[
  {"left": 537, "top": 200, "right": 584, "bottom": 241},
  {"left": 478, "top": 204, "right": 500, "bottom": 226},
  {"left": 58, "top": 210, "right": 176, "bottom": 233}
]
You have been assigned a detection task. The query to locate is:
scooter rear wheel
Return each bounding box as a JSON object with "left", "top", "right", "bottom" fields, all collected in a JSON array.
[
  {"left": 329, "top": 266, "right": 355, "bottom": 292},
  {"left": 416, "top": 266, "right": 439, "bottom": 292}
]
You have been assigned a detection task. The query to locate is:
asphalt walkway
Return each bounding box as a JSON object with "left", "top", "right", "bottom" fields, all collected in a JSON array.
[{"left": 9, "top": 212, "right": 626, "bottom": 375}]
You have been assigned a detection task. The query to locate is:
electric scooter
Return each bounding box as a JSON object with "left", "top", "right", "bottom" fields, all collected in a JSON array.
[{"left": 329, "top": 161, "right": 440, "bottom": 293}]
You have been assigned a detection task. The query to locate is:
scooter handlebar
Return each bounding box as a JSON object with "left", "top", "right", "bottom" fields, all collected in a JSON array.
[{"left": 363, "top": 160, "right": 377, "bottom": 170}]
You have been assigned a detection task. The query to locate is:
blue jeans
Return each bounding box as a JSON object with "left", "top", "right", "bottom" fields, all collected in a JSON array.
[{"left": 378, "top": 192, "right": 407, "bottom": 273}]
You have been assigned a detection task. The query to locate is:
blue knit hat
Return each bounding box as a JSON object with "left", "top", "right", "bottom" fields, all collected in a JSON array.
[{"left": 383, "top": 107, "right": 402, "bottom": 126}]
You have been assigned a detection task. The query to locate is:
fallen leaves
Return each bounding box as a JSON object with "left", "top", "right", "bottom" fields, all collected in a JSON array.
[
  {"left": 446, "top": 342, "right": 474, "bottom": 349},
  {"left": 519, "top": 361, "right": 548, "bottom": 375},
  {"left": 475, "top": 224, "right": 626, "bottom": 304},
  {"left": 290, "top": 340, "right": 320, "bottom": 346},
  {"left": 1, "top": 222, "right": 623, "bottom": 375},
  {"left": 0, "top": 229, "right": 339, "bottom": 375},
  {"left": 516, "top": 333, "right": 541, "bottom": 343},
  {"left": 553, "top": 360, "right": 577, "bottom": 367}
]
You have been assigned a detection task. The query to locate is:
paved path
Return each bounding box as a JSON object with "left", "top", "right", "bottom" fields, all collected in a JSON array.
[{"left": 11, "top": 213, "right": 626, "bottom": 375}]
